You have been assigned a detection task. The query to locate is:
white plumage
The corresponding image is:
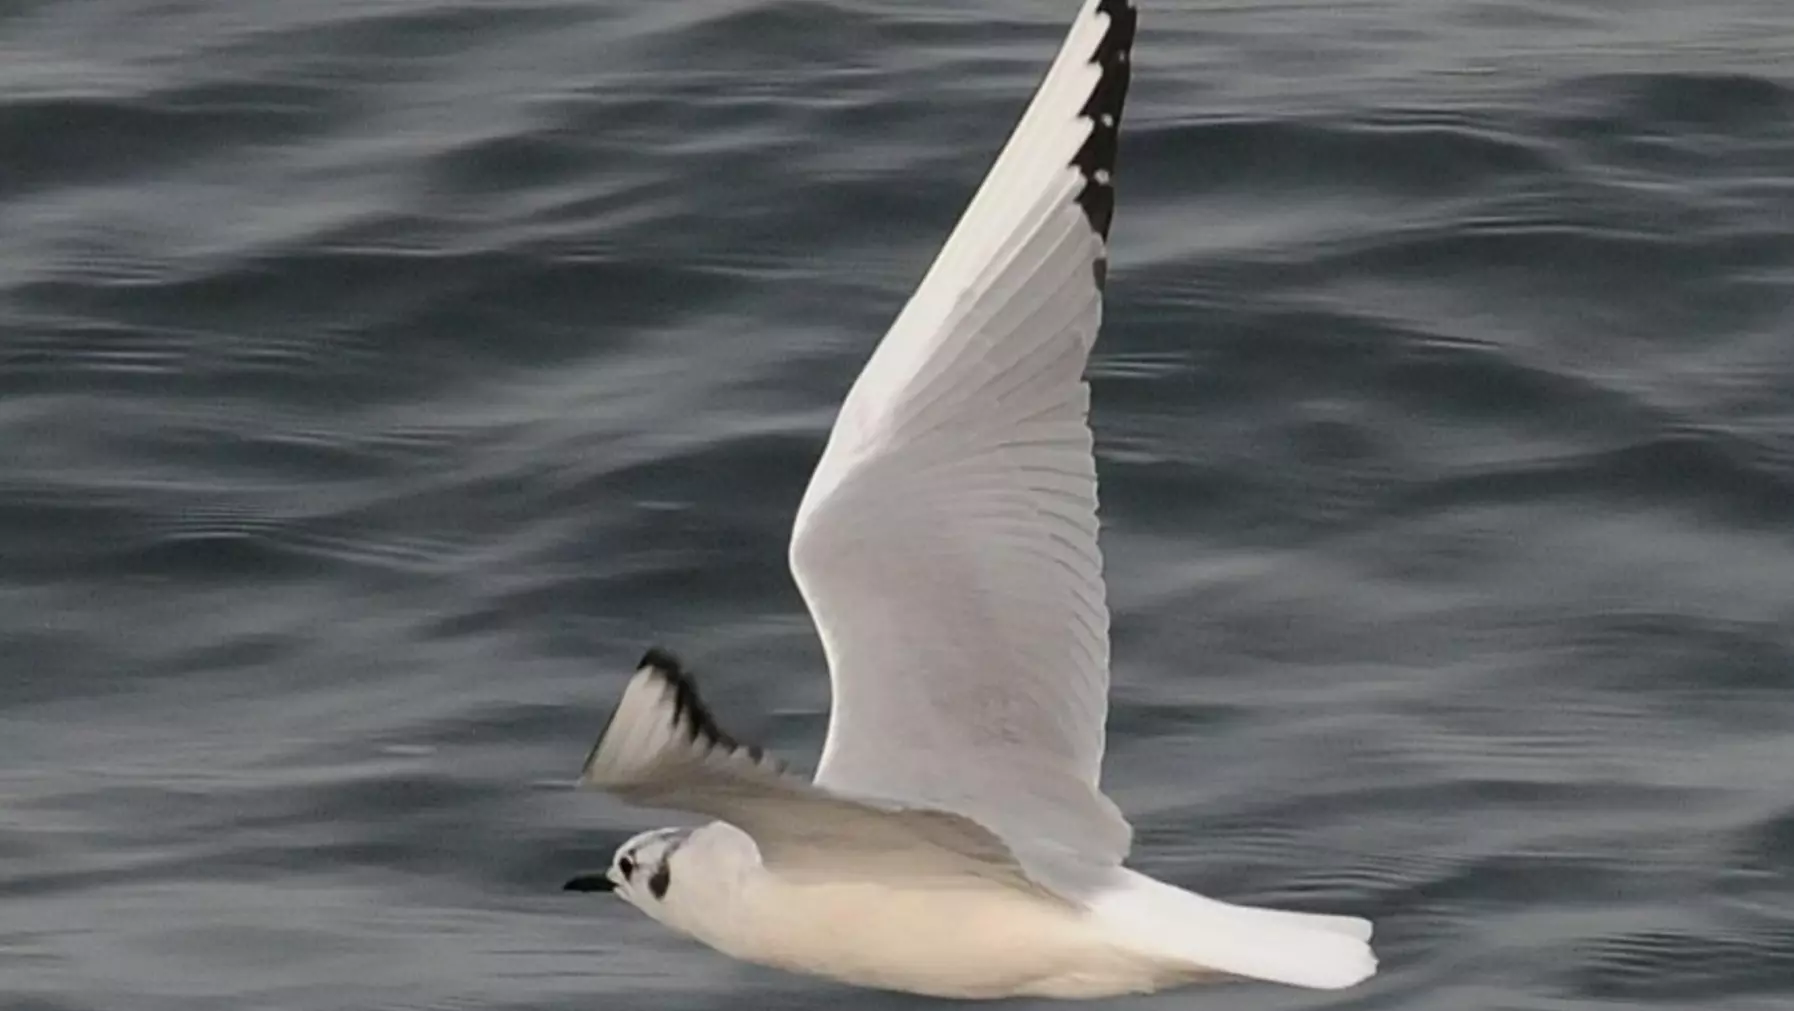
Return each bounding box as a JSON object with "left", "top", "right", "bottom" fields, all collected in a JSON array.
[
  {"left": 570, "top": 0, "right": 1379, "bottom": 998},
  {"left": 791, "top": 0, "right": 1127, "bottom": 891}
]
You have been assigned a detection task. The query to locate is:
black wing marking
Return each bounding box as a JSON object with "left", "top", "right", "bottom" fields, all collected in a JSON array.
[
  {"left": 634, "top": 647, "right": 770, "bottom": 765},
  {"left": 579, "top": 648, "right": 784, "bottom": 788},
  {"left": 1073, "top": 0, "right": 1138, "bottom": 253}
]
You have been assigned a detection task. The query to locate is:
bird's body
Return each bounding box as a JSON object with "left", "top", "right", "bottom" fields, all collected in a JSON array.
[
  {"left": 562, "top": 0, "right": 1379, "bottom": 999},
  {"left": 609, "top": 822, "right": 1368, "bottom": 1000},
  {"left": 634, "top": 825, "right": 1186, "bottom": 1000}
]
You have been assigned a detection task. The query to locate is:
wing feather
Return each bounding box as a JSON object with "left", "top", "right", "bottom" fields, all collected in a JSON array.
[
  {"left": 581, "top": 653, "right": 1057, "bottom": 894},
  {"left": 788, "top": 0, "right": 1138, "bottom": 888}
]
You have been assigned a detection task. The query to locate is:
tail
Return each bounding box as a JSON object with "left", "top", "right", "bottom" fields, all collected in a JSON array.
[{"left": 1088, "top": 870, "right": 1378, "bottom": 990}]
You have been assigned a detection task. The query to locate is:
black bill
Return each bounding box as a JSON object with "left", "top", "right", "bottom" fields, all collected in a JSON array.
[{"left": 563, "top": 872, "right": 617, "bottom": 893}]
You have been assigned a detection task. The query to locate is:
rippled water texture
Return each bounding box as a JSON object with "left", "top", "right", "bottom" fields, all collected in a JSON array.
[{"left": 3, "top": 1, "right": 1792, "bottom": 1008}]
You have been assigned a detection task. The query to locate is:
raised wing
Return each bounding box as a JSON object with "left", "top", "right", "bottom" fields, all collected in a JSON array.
[{"left": 788, "top": 0, "right": 1138, "bottom": 881}]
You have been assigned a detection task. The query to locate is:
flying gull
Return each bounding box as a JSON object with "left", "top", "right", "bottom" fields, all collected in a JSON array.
[{"left": 564, "top": 0, "right": 1378, "bottom": 999}]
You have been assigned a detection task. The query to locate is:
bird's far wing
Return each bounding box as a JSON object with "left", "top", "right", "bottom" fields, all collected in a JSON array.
[
  {"left": 580, "top": 652, "right": 1063, "bottom": 896},
  {"left": 787, "top": 0, "right": 1138, "bottom": 882}
]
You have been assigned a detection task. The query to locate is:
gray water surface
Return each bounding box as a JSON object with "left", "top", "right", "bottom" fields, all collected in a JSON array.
[{"left": 4, "top": 1, "right": 1793, "bottom": 1008}]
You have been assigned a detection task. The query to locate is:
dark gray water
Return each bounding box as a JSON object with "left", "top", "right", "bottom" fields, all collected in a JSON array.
[{"left": 4, "top": 1, "right": 1793, "bottom": 1008}]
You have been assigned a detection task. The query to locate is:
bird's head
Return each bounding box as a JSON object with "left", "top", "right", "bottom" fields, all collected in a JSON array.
[{"left": 564, "top": 826, "right": 691, "bottom": 915}]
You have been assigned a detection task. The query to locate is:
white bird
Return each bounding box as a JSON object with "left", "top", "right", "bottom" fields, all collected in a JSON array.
[{"left": 564, "top": 0, "right": 1378, "bottom": 999}]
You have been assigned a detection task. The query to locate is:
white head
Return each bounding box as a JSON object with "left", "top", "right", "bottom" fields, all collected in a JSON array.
[
  {"left": 563, "top": 822, "right": 759, "bottom": 937},
  {"left": 565, "top": 826, "right": 691, "bottom": 913}
]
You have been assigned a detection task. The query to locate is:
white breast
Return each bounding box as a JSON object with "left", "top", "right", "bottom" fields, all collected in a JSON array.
[{"left": 710, "top": 870, "right": 1198, "bottom": 999}]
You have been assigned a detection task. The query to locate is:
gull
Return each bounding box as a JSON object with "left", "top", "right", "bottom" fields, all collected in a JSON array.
[{"left": 562, "top": 0, "right": 1377, "bottom": 999}]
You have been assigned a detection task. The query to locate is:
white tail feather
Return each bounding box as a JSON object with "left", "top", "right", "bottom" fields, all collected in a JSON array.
[
  {"left": 1089, "top": 870, "right": 1378, "bottom": 990},
  {"left": 1218, "top": 901, "right": 1376, "bottom": 942}
]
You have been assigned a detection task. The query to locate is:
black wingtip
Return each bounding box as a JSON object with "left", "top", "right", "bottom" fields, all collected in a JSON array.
[
  {"left": 1073, "top": 0, "right": 1137, "bottom": 248},
  {"left": 633, "top": 646, "right": 769, "bottom": 765},
  {"left": 637, "top": 646, "right": 685, "bottom": 674}
]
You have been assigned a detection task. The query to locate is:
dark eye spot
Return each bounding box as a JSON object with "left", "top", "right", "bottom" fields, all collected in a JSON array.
[
  {"left": 618, "top": 856, "right": 635, "bottom": 877},
  {"left": 648, "top": 863, "right": 671, "bottom": 900}
]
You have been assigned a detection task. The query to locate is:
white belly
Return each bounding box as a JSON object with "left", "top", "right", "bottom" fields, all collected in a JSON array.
[{"left": 697, "top": 875, "right": 1199, "bottom": 1000}]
